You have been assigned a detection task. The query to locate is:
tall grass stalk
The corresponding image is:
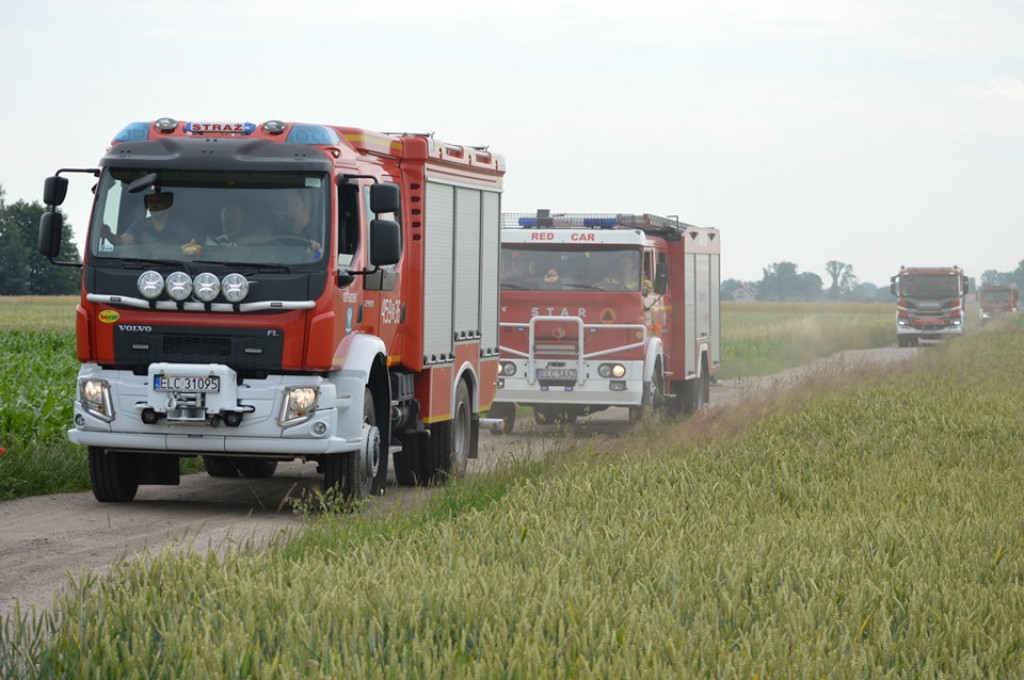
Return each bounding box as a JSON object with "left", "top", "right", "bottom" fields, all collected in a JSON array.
[{"left": 5, "top": 328, "right": 1024, "bottom": 677}]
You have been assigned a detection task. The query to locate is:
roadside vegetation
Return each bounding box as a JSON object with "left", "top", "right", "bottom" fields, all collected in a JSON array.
[
  {"left": 3, "top": 298, "right": 1024, "bottom": 675},
  {"left": 720, "top": 300, "right": 892, "bottom": 379},
  {"left": 0, "top": 297, "right": 897, "bottom": 501}
]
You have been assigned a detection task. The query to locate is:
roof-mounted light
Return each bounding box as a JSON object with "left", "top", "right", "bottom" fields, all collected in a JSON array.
[
  {"left": 154, "top": 117, "right": 178, "bottom": 132},
  {"left": 518, "top": 216, "right": 619, "bottom": 228},
  {"left": 263, "top": 120, "right": 287, "bottom": 135},
  {"left": 113, "top": 122, "right": 151, "bottom": 143},
  {"left": 286, "top": 124, "right": 340, "bottom": 146}
]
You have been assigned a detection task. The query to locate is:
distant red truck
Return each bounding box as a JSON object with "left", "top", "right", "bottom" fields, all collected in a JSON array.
[{"left": 978, "top": 285, "right": 1018, "bottom": 324}]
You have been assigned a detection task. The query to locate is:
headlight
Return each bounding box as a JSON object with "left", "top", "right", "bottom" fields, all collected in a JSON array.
[
  {"left": 280, "top": 387, "right": 319, "bottom": 425},
  {"left": 165, "top": 271, "right": 193, "bottom": 301},
  {"left": 192, "top": 272, "right": 221, "bottom": 302},
  {"left": 500, "top": 361, "right": 517, "bottom": 376},
  {"left": 221, "top": 273, "right": 250, "bottom": 303},
  {"left": 80, "top": 378, "right": 114, "bottom": 422},
  {"left": 598, "top": 363, "right": 626, "bottom": 378},
  {"left": 137, "top": 270, "right": 164, "bottom": 300}
]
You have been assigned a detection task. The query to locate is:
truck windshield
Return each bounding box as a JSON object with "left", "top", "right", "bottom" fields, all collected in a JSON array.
[
  {"left": 899, "top": 274, "right": 962, "bottom": 299},
  {"left": 981, "top": 290, "right": 1012, "bottom": 302},
  {"left": 88, "top": 169, "right": 329, "bottom": 267},
  {"left": 501, "top": 247, "right": 641, "bottom": 292}
]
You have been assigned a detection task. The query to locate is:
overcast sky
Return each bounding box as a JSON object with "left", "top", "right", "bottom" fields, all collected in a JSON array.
[{"left": 3, "top": 0, "right": 1022, "bottom": 286}]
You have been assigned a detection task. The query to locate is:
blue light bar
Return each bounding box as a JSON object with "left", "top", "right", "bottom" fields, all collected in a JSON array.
[
  {"left": 112, "top": 122, "right": 151, "bottom": 142},
  {"left": 517, "top": 217, "right": 619, "bottom": 228},
  {"left": 286, "top": 124, "right": 340, "bottom": 146}
]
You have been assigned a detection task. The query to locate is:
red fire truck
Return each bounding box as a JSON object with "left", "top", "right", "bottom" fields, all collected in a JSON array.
[
  {"left": 889, "top": 265, "right": 969, "bottom": 347},
  {"left": 38, "top": 117, "right": 505, "bottom": 502},
  {"left": 489, "top": 211, "right": 720, "bottom": 431},
  {"left": 978, "top": 284, "right": 1018, "bottom": 324}
]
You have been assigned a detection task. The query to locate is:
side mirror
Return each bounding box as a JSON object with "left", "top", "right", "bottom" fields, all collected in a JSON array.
[
  {"left": 963, "top": 280, "right": 970, "bottom": 295},
  {"left": 654, "top": 268, "right": 668, "bottom": 295},
  {"left": 369, "top": 182, "right": 400, "bottom": 214},
  {"left": 369, "top": 219, "right": 401, "bottom": 266},
  {"left": 43, "top": 176, "right": 69, "bottom": 207},
  {"left": 39, "top": 211, "right": 64, "bottom": 257},
  {"left": 889, "top": 282, "right": 897, "bottom": 296}
]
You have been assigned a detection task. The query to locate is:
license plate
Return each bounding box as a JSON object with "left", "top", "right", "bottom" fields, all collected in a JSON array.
[
  {"left": 154, "top": 374, "right": 221, "bottom": 392},
  {"left": 537, "top": 368, "right": 577, "bottom": 380}
]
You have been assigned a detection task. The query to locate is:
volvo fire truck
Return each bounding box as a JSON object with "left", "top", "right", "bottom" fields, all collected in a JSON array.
[
  {"left": 39, "top": 117, "right": 505, "bottom": 502},
  {"left": 489, "top": 211, "right": 720, "bottom": 432},
  {"left": 889, "top": 265, "right": 969, "bottom": 347},
  {"left": 978, "top": 284, "right": 1018, "bottom": 324}
]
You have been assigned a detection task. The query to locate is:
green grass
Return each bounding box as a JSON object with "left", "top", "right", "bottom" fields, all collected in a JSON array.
[
  {"left": 5, "top": 326, "right": 1024, "bottom": 677},
  {"left": 720, "top": 301, "right": 894, "bottom": 378}
]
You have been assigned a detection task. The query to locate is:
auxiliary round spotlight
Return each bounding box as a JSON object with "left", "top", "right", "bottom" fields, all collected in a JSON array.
[
  {"left": 192, "top": 272, "right": 221, "bottom": 302},
  {"left": 137, "top": 270, "right": 164, "bottom": 300},
  {"left": 165, "top": 271, "right": 193, "bottom": 301}
]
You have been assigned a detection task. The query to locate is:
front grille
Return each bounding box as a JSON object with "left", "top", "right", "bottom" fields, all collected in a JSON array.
[{"left": 113, "top": 325, "right": 284, "bottom": 377}]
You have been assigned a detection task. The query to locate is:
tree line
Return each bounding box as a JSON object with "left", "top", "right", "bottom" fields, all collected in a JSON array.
[
  {"left": 0, "top": 185, "right": 81, "bottom": 295},
  {"left": 724, "top": 260, "right": 1024, "bottom": 302}
]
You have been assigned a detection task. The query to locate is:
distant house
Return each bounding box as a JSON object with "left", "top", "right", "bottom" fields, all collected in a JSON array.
[{"left": 731, "top": 284, "right": 757, "bottom": 302}]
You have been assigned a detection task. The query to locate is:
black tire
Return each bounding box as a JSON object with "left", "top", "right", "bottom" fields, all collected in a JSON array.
[
  {"left": 89, "top": 447, "right": 139, "bottom": 502},
  {"left": 323, "top": 388, "right": 379, "bottom": 500},
  {"left": 393, "top": 431, "right": 420, "bottom": 486},
  {"left": 630, "top": 364, "right": 664, "bottom": 424},
  {"left": 235, "top": 459, "right": 278, "bottom": 479},
  {"left": 680, "top": 376, "right": 702, "bottom": 415},
  {"left": 203, "top": 455, "right": 239, "bottom": 477},
  {"left": 423, "top": 380, "right": 472, "bottom": 485},
  {"left": 534, "top": 405, "right": 557, "bottom": 425},
  {"left": 629, "top": 383, "right": 649, "bottom": 424},
  {"left": 203, "top": 456, "right": 278, "bottom": 478}
]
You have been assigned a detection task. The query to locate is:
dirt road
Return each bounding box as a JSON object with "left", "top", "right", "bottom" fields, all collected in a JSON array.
[{"left": 0, "top": 345, "right": 918, "bottom": 619}]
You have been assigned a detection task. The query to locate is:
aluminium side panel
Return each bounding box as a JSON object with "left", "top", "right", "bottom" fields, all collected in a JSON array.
[
  {"left": 453, "top": 187, "right": 482, "bottom": 339},
  {"left": 479, "top": 191, "right": 501, "bottom": 352},
  {"left": 709, "top": 252, "right": 721, "bottom": 371},
  {"left": 685, "top": 252, "right": 697, "bottom": 378},
  {"left": 423, "top": 182, "right": 455, "bottom": 362}
]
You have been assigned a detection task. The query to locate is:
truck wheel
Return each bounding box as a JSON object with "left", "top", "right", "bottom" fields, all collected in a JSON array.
[
  {"left": 681, "top": 376, "right": 702, "bottom": 415},
  {"left": 534, "top": 405, "right": 556, "bottom": 425},
  {"left": 393, "top": 432, "right": 422, "bottom": 486},
  {"left": 629, "top": 384, "right": 649, "bottom": 424},
  {"left": 203, "top": 456, "right": 278, "bottom": 478},
  {"left": 203, "top": 456, "right": 238, "bottom": 477},
  {"left": 422, "top": 380, "right": 472, "bottom": 485},
  {"left": 449, "top": 380, "right": 472, "bottom": 479},
  {"left": 89, "top": 447, "right": 139, "bottom": 502},
  {"left": 322, "top": 388, "right": 379, "bottom": 500},
  {"left": 235, "top": 459, "right": 278, "bottom": 479},
  {"left": 488, "top": 402, "right": 516, "bottom": 435}
]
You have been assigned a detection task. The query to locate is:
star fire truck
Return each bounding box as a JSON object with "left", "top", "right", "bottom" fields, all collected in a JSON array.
[
  {"left": 978, "top": 284, "right": 1018, "bottom": 324},
  {"left": 889, "top": 265, "right": 969, "bottom": 347},
  {"left": 488, "top": 211, "right": 720, "bottom": 432},
  {"left": 38, "top": 117, "right": 505, "bottom": 502}
]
